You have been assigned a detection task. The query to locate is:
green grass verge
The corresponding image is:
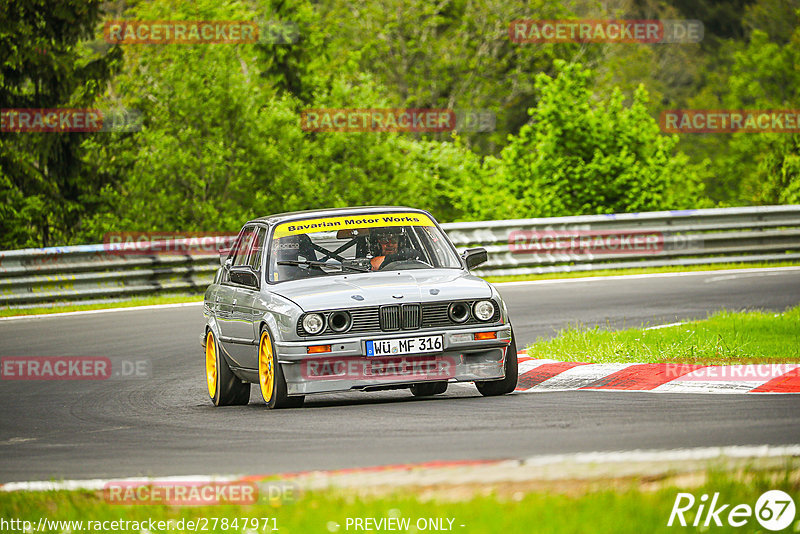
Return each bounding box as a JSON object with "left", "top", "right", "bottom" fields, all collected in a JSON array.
[
  {"left": 526, "top": 306, "right": 800, "bottom": 365},
  {"left": 0, "top": 294, "right": 203, "bottom": 318},
  {"left": 1, "top": 468, "right": 797, "bottom": 533},
  {"left": 485, "top": 261, "right": 799, "bottom": 283}
]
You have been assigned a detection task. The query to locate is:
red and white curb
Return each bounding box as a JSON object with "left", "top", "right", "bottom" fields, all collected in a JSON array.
[{"left": 515, "top": 352, "right": 800, "bottom": 394}]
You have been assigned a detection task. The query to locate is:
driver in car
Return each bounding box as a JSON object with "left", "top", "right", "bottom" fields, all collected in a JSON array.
[{"left": 370, "top": 228, "right": 421, "bottom": 270}]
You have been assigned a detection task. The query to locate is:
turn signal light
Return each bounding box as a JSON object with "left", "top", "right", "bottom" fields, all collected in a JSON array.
[
  {"left": 307, "top": 345, "right": 332, "bottom": 354},
  {"left": 474, "top": 332, "right": 497, "bottom": 340}
]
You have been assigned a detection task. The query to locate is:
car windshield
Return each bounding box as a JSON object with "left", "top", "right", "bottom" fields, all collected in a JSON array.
[{"left": 268, "top": 212, "right": 462, "bottom": 282}]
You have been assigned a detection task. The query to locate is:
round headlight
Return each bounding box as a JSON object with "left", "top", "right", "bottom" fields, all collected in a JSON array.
[
  {"left": 302, "top": 313, "right": 325, "bottom": 335},
  {"left": 328, "top": 310, "right": 352, "bottom": 333},
  {"left": 448, "top": 302, "right": 470, "bottom": 323},
  {"left": 473, "top": 300, "right": 495, "bottom": 321}
]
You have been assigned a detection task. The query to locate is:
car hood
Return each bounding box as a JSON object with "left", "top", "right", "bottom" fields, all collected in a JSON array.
[{"left": 269, "top": 269, "right": 492, "bottom": 311}]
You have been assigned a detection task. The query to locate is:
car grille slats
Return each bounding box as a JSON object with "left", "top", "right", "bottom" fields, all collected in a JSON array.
[
  {"left": 421, "top": 303, "right": 451, "bottom": 328},
  {"left": 297, "top": 300, "right": 500, "bottom": 337},
  {"left": 402, "top": 304, "right": 420, "bottom": 329},
  {"left": 347, "top": 308, "right": 380, "bottom": 332},
  {"left": 380, "top": 306, "right": 401, "bottom": 331},
  {"left": 379, "top": 304, "right": 421, "bottom": 330}
]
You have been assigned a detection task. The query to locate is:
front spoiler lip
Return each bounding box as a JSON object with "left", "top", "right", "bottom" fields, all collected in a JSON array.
[
  {"left": 281, "top": 350, "right": 508, "bottom": 395},
  {"left": 276, "top": 325, "right": 511, "bottom": 395}
]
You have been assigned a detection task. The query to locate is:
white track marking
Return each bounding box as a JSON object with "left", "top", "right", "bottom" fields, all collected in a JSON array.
[
  {"left": 644, "top": 321, "right": 684, "bottom": 330},
  {"left": 653, "top": 364, "right": 800, "bottom": 394},
  {"left": 4, "top": 445, "right": 799, "bottom": 493},
  {"left": 514, "top": 362, "right": 800, "bottom": 394},
  {"left": 516, "top": 358, "right": 558, "bottom": 375},
  {"left": 519, "top": 444, "right": 800, "bottom": 466},
  {"left": 0, "top": 474, "right": 236, "bottom": 492},
  {"left": 654, "top": 381, "right": 760, "bottom": 394},
  {"left": 493, "top": 266, "right": 800, "bottom": 287},
  {"left": 0, "top": 301, "right": 203, "bottom": 321},
  {"left": 521, "top": 363, "right": 635, "bottom": 391}
]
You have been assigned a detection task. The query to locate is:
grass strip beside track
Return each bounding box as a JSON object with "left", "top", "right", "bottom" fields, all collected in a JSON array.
[
  {"left": 526, "top": 306, "right": 800, "bottom": 365},
  {"left": 2, "top": 467, "right": 798, "bottom": 534}
]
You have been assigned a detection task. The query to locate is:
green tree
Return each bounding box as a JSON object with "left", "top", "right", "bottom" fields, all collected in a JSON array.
[
  {"left": 0, "top": 0, "right": 122, "bottom": 248},
  {"left": 759, "top": 134, "right": 800, "bottom": 204},
  {"left": 680, "top": 0, "right": 800, "bottom": 204},
  {"left": 78, "top": 0, "right": 479, "bottom": 239},
  {"left": 472, "top": 61, "right": 707, "bottom": 219},
  {"left": 315, "top": 0, "right": 579, "bottom": 155},
  {"left": 728, "top": 27, "right": 800, "bottom": 204},
  {"left": 79, "top": 0, "right": 318, "bottom": 237},
  {"left": 690, "top": 22, "right": 800, "bottom": 205}
]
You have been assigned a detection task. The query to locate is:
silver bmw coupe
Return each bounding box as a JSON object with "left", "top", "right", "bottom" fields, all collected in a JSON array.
[{"left": 202, "top": 206, "right": 517, "bottom": 408}]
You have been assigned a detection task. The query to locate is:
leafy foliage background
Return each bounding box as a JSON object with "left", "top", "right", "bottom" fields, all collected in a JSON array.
[{"left": 1, "top": 0, "right": 798, "bottom": 248}]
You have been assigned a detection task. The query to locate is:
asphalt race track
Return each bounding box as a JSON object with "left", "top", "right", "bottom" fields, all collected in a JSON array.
[{"left": 1, "top": 268, "right": 799, "bottom": 483}]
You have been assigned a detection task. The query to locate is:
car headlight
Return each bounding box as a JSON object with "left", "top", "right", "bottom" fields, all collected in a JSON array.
[
  {"left": 448, "top": 302, "right": 470, "bottom": 323},
  {"left": 473, "top": 300, "right": 495, "bottom": 321},
  {"left": 302, "top": 313, "right": 325, "bottom": 335},
  {"left": 328, "top": 310, "right": 352, "bottom": 333}
]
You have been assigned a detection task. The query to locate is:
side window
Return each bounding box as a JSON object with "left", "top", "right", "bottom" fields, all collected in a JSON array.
[
  {"left": 226, "top": 228, "right": 246, "bottom": 264},
  {"left": 232, "top": 226, "right": 257, "bottom": 266},
  {"left": 247, "top": 227, "right": 266, "bottom": 271}
]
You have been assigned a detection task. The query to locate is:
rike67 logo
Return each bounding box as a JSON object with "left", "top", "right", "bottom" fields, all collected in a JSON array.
[{"left": 668, "top": 490, "right": 796, "bottom": 530}]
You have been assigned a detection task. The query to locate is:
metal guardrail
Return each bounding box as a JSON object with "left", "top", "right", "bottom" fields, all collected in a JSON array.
[
  {"left": 1, "top": 205, "right": 799, "bottom": 307},
  {"left": 446, "top": 205, "right": 800, "bottom": 277}
]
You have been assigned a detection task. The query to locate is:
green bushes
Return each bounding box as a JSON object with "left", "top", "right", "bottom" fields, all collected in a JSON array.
[{"left": 3, "top": 0, "right": 796, "bottom": 248}]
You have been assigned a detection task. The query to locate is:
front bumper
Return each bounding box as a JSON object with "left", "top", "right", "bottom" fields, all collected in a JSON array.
[{"left": 275, "top": 324, "right": 512, "bottom": 395}]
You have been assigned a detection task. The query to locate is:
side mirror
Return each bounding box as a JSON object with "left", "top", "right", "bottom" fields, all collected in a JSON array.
[
  {"left": 219, "top": 248, "right": 231, "bottom": 267},
  {"left": 462, "top": 247, "right": 488, "bottom": 269},
  {"left": 229, "top": 267, "right": 260, "bottom": 289}
]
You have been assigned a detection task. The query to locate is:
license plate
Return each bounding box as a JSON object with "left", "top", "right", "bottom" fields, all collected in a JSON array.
[{"left": 365, "top": 335, "right": 443, "bottom": 357}]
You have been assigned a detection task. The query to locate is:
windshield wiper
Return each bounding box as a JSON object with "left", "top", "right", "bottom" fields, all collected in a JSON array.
[{"left": 277, "top": 259, "right": 370, "bottom": 273}]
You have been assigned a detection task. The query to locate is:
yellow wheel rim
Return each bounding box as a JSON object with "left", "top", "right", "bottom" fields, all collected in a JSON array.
[
  {"left": 259, "top": 331, "right": 275, "bottom": 402},
  {"left": 205, "top": 331, "right": 217, "bottom": 399}
]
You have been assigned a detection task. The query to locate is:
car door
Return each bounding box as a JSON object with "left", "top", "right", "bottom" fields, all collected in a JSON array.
[
  {"left": 231, "top": 225, "right": 267, "bottom": 370},
  {"left": 209, "top": 227, "right": 242, "bottom": 330},
  {"left": 217, "top": 225, "right": 257, "bottom": 365}
]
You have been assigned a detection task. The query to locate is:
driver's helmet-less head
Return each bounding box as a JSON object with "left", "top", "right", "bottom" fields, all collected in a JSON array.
[{"left": 370, "top": 227, "right": 404, "bottom": 256}]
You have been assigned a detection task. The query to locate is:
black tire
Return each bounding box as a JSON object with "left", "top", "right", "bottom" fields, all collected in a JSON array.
[
  {"left": 475, "top": 331, "right": 518, "bottom": 397},
  {"left": 410, "top": 381, "right": 448, "bottom": 397},
  {"left": 258, "top": 327, "right": 305, "bottom": 409},
  {"left": 205, "top": 329, "right": 250, "bottom": 406},
  {"left": 283, "top": 395, "right": 306, "bottom": 408}
]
